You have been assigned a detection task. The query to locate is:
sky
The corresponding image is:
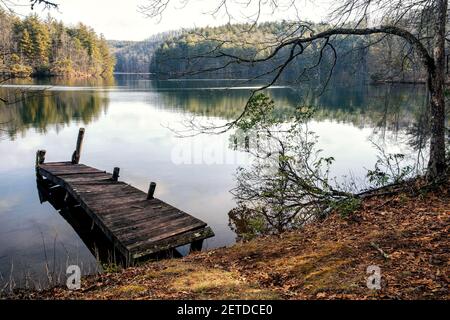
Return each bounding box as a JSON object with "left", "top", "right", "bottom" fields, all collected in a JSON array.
[{"left": 12, "top": 0, "right": 328, "bottom": 41}]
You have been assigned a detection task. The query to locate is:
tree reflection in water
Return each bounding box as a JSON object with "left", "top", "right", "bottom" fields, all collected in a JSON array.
[
  {"left": 0, "top": 86, "right": 110, "bottom": 140},
  {"left": 228, "top": 94, "right": 353, "bottom": 240},
  {"left": 227, "top": 87, "right": 446, "bottom": 241}
]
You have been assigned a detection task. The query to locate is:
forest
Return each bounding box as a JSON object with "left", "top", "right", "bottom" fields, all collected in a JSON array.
[
  {"left": 149, "top": 21, "right": 426, "bottom": 83},
  {"left": 109, "top": 31, "right": 179, "bottom": 74},
  {"left": 0, "top": 9, "right": 115, "bottom": 78}
]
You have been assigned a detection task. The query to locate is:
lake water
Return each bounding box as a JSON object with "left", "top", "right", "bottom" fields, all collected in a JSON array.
[{"left": 0, "top": 75, "right": 428, "bottom": 289}]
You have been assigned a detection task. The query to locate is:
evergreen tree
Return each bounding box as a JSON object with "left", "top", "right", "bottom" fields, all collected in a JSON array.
[
  {"left": 0, "top": 9, "right": 115, "bottom": 78},
  {"left": 19, "top": 29, "right": 33, "bottom": 60}
]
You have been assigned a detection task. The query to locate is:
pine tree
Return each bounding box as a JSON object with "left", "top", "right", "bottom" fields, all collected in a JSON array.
[
  {"left": 19, "top": 29, "right": 33, "bottom": 60},
  {"left": 34, "top": 31, "right": 50, "bottom": 65},
  {"left": 1, "top": 10, "right": 114, "bottom": 78}
]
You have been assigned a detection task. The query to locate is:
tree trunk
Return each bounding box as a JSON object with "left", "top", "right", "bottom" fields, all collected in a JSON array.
[
  {"left": 426, "top": 0, "right": 448, "bottom": 180},
  {"left": 427, "top": 76, "right": 447, "bottom": 179}
]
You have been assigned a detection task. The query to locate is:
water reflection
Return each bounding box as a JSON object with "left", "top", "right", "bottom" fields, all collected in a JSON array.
[
  {"left": 224, "top": 86, "right": 445, "bottom": 242},
  {"left": 0, "top": 75, "right": 441, "bottom": 289},
  {"left": 143, "top": 81, "right": 431, "bottom": 133},
  {"left": 5, "top": 75, "right": 117, "bottom": 87},
  {"left": 0, "top": 89, "right": 110, "bottom": 139},
  {"left": 1, "top": 77, "right": 433, "bottom": 139},
  {"left": 36, "top": 179, "right": 119, "bottom": 266}
]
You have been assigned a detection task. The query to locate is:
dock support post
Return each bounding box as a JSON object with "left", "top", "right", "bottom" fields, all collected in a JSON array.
[
  {"left": 35, "top": 150, "right": 46, "bottom": 179},
  {"left": 35, "top": 150, "right": 46, "bottom": 166},
  {"left": 190, "top": 239, "right": 204, "bottom": 253},
  {"left": 112, "top": 167, "right": 120, "bottom": 181},
  {"left": 147, "top": 182, "right": 156, "bottom": 199},
  {"left": 71, "top": 128, "right": 85, "bottom": 164}
]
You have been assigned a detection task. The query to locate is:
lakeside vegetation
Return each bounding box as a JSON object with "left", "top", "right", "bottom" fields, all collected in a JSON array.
[{"left": 0, "top": 9, "right": 115, "bottom": 78}]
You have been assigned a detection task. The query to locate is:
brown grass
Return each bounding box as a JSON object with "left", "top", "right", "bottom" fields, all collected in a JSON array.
[{"left": 10, "top": 178, "right": 449, "bottom": 300}]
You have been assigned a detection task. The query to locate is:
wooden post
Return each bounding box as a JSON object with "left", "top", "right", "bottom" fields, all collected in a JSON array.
[
  {"left": 35, "top": 149, "right": 46, "bottom": 179},
  {"left": 35, "top": 150, "right": 46, "bottom": 166},
  {"left": 147, "top": 182, "right": 156, "bottom": 199},
  {"left": 71, "top": 128, "right": 85, "bottom": 164},
  {"left": 190, "top": 239, "right": 204, "bottom": 252},
  {"left": 112, "top": 167, "right": 120, "bottom": 181}
]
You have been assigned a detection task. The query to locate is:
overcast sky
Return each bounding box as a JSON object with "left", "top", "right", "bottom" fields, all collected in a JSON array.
[{"left": 12, "top": 0, "right": 328, "bottom": 41}]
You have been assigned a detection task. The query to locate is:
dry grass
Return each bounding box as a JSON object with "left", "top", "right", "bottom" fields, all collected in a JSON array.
[{"left": 9, "top": 178, "right": 450, "bottom": 300}]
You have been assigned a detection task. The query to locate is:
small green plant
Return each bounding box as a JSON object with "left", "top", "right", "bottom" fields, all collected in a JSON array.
[
  {"left": 366, "top": 142, "right": 416, "bottom": 187},
  {"left": 101, "top": 262, "right": 121, "bottom": 274},
  {"left": 398, "top": 193, "right": 409, "bottom": 205},
  {"left": 331, "top": 197, "right": 362, "bottom": 217},
  {"left": 228, "top": 206, "right": 269, "bottom": 241}
]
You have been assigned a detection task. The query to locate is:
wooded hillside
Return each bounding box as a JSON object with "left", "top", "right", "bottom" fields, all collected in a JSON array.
[
  {"left": 109, "top": 31, "right": 179, "bottom": 74},
  {"left": 149, "top": 21, "right": 425, "bottom": 83},
  {"left": 0, "top": 10, "right": 115, "bottom": 78},
  {"left": 109, "top": 40, "right": 156, "bottom": 74}
]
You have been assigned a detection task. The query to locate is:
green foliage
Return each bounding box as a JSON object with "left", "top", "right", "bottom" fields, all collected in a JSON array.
[
  {"left": 0, "top": 9, "right": 115, "bottom": 78},
  {"left": 230, "top": 93, "right": 351, "bottom": 234},
  {"left": 101, "top": 262, "right": 121, "bottom": 274},
  {"left": 236, "top": 93, "right": 276, "bottom": 131},
  {"left": 19, "top": 29, "right": 33, "bottom": 59},
  {"left": 8, "top": 53, "right": 33, "bottom": 77},
  {"left": 50, "top": 58, "right": 74, "bottom": 75},
  {"left": 366, "top": 152, "right": 415, "bottom": 187},
  {"left": 366, "top": 166, "right": 390, "bottom": 186},
  {"left": 235, "top": 93, "right": 315, "bottom": 131},
  {"left": 331, "top": 197, "right": 362, "bottom": 217},
  {"left": 228, "top": 206, "right": 269, "bottom": 241}
]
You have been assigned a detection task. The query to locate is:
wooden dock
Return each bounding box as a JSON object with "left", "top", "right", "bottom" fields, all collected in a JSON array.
[{"left": 35, "top": 128, "right": 214, "bottom": 264}]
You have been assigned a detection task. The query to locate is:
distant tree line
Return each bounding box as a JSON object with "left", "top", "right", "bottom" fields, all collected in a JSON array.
[
  {"left": 109, "top": 39, "right": 159, "bottom": 74},
  {"left": 0, "top": 9, "right": 115, "bottom": 78},
  {"left": 109, "top": 31, "right": 180, "bottom": 74},
  {"left": 149, "top": 21, "right": 427, "bottom": 84}
]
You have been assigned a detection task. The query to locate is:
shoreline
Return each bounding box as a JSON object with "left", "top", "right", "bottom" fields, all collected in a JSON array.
[{"left": 7, "top": 175, "right": 449, "bottom": 300}]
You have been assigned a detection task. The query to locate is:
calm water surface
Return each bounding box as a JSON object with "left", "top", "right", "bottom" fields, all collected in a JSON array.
[{"left": 0, "top": 75, "right": 428, "bottom": 288}]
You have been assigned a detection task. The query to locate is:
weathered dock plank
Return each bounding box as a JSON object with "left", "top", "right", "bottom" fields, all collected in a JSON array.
[{"left": 35, "top": 129, "right": 214, "bottom": 264}]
